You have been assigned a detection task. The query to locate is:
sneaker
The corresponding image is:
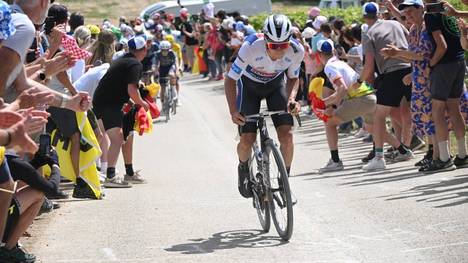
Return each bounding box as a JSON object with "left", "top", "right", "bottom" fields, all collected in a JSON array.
[
  {"left": 415, "top": 154, "right": 432, "bottom": 167},
  {"left": 46, "top": 190, "right": 68, "bottom": 200},
  {"left": 362, "top": 157, "right": 386, "bottom": 171},
  {"left": 238, "top": 163, "right": 253, "bottom": 198},
  {"left": 354, "top": 128, "right": 369, "bottom": 138},
  {"left": 104, "top": 176, "right": 132, "bottom": 188},
  {"left": 453, "top": 155, "right": 468, "bottom": 168},
  {"left": 99, "top": 172, "right": 106, "bottom": 183},
  {"left": 124, "top": 171, "right": 147, "bottom": 184},
  {"left": 0, "top": 246, "right": 36, "bottom": 263},
  {"left": 421, "top": 158, "right": 456, "bottom": 174},
  {"left": 362, "top": 134, "right": 373, "bottom": 143},
  {"left": 410, "top": 135, "right": 426, "bottom": 151},
  {"left": 73, "top": 184, "right": 102, "bottom": 199},
  {"left": 385, "top": 150, "right": 414, "bottom": 163},
  {"left": 318, "top": 159, "right": 344, "bottom": 173},
  {"left": 216, "top": 75, "right": 224, "bottom": 81},
  {"left": 39, "top": 198, "right": 55, "bottom": 215},
  {"left": 361, "top": 150, "right": 375, "bottom": 163},
  {"left": 386, "top": 147, "right": 397, "bottom": 154}
]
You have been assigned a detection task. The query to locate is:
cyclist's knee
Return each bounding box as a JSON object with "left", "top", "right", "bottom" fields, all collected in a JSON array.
[
  {"left": 277, "top": 127, "right": 293, "bottom": 145},
  {"left": 240, "top": 133, "right": 256, "bottom": 146}
]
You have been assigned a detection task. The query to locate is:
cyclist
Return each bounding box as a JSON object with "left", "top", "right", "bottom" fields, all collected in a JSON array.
[
  {"left": 164, "top": 34, "right": 183, "bottom": 105},
  {"left": 224, "top": 14, "right": 304, "bottom": 198},
  {"left": 154, "top": 40, "right": 179, "bottom": 105}
]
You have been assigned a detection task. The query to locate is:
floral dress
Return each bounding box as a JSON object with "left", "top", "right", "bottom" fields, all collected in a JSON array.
[{"left": 408, "top": 24, "right": 435, "bottom": 137}]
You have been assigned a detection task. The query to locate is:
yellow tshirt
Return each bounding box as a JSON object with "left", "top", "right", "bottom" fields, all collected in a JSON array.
[
  {"left": 347, "top": 83, "right": 374, "bottom": 99},
  {"left": 171, "top": 42, "right": 182, "bottom": 63},
  {"left": 0, "top": 147, "right": 4, "bottom": 165}
]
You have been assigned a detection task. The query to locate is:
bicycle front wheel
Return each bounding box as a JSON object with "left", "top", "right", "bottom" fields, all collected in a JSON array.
[
  {"left": 265, "top": 141, "right": 293, "bottom": 241},
  {"left": 250, "top": 151, "right": 270, "bottom": 233}
]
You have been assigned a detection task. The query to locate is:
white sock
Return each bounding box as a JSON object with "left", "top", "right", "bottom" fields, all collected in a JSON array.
[
  {"left": 438, "top": 140, "right": 450, "bottom": 162},
  {"left": 101, "top": 162, "right": 108, "bottom": 173},
  {"left": 96, "top": 159, "right": 101, "bottom": 169},
  {"left": 457, "top": 136, "right": 467, "bottom": 158}
]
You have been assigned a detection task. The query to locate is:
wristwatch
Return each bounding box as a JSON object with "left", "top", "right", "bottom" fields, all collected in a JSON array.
[{"left": 356, "top": 78, "right": 363, "bottom": 84}]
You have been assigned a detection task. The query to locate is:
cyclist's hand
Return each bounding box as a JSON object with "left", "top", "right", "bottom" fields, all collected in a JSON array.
[
  {"left": 288, "top": 100, "right": 300, "bottom": 115},
  {"left": 231, "top": 111, "right": 246, "bottom": 126}
]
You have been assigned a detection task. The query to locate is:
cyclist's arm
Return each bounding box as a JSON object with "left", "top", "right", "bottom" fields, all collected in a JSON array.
[
  {"left": 225, "top": 76, "right": 238, "bottom": 115},
  {"left": 286, "top": 46, "right": 304, "bottom": 102},
  {"left": 286, "top": 77, "right": 299, "bottom": 102}
]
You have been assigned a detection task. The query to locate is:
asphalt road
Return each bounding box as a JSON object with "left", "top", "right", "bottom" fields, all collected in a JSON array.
[{"left": 25, "top": 75, "right": 468, "bottom": 263}]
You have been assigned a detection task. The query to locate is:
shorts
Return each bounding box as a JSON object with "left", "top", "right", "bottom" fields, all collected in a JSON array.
[
  {"left": 0, "top": 159, "right": 11, "bottom": 184},
  {"left": 335, "top": 94, "right": 377, "bottom": 124},
  {"left": 87, "top": 109, "right": 99, "bottom": 131},
  {"left": 46, "top": 106, "right": 79, "bottom": 138},
  {"left": 237, "top": 74, "right": 293, "bottom": 134},
  {"left": 375, "top": 67, "right": 412, "bottom": 107},
  {"left": 93, "top": 106, "right": 123, "bottom": 131},
  {"left": 2, "top": 197, "right": 20, "bottom": 243},
  {"left": 430, "top": 60, "right": 466, "bottom": 101}
]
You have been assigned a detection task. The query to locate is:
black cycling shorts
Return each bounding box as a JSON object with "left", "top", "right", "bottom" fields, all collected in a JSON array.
[
  {"left": 237, "top": 74, "right": 293, "bottom": 134},
  {"left": 375, "top": 67, "right": 412, "bottom": 107}
]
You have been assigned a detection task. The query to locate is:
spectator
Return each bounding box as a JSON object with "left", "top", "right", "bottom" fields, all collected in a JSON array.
[
  {"left": 423, "top": 0, "right": 468, "bottom": 171},
  {"left": 180, "top": 12, "right": 199, "bottom": 72},
  {"left": 359, "top": 2, "right": 414, "bottom": 171},
  {"left": 92, "top": 36, "right": 149, "bottom": 187},
  {"left": 69, "top": 12, "right": 85, "bottom": 35}
]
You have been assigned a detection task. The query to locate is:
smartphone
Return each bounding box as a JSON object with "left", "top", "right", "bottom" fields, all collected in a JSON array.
[
  {"left": 425, "top": 2, "right": 445, "bottom": 14},
  {"left": 39, "top": 134, "right": 51, "bottom": 156}
]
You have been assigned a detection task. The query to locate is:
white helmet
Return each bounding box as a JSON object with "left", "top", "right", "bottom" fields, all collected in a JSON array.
[
  {"left": 160, "top": 40, "right": 171, "bottom": 50},
  {"left": 263, "top": 14, "right": 292, "bottom": 43}
]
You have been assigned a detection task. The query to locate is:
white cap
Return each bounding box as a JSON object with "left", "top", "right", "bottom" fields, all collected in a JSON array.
[
  {"left": 302, "top": 27, "right": 316, "bottom": 39},
  {"left": 312, "top": 16, "right": 328, "bottom": 30},
  {"left": 128, "top": 36, "right": 147, "bottom": 50}
]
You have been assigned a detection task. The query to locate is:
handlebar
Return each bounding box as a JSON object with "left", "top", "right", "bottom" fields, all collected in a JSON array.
[{"left": 244, "top": 110, "right": 302, "bottom": 127}]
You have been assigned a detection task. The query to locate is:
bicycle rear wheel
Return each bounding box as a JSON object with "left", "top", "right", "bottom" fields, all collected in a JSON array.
[
  {"left": 250, "top": 146, "right": 270, "bottom": 233},
  {"left": 265, "top": 140, "right": 293, "bottom": 241}
]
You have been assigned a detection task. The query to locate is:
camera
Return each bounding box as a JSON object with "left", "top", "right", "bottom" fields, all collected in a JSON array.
[{"left": 38, "top": 134, "right": 51, "bottom": 157}]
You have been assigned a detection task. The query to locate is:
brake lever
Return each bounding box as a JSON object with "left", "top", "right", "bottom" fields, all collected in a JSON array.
[{"left": 289, "top": 103, "right": 302, "bottom": 128}]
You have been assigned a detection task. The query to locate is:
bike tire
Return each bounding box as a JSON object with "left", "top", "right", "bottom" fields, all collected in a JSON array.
[
  {"left": 250, "top": 152, "right": 270, "bottom": 233},
  {"left": 265, "top": 141, "right": 293, "bottom": 241},
  {"left": 164, "top": 87, "right": 171, "bottom": 122}
]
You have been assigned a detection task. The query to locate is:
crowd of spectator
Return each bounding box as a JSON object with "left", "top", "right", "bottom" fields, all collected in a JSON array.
[{"left": 0, "top": 0, "right": 467, "bottom": 261}]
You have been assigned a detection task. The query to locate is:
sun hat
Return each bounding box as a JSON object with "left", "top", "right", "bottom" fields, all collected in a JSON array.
[{"left": 309, "top": 7, "right": 321, "bottom": 18}]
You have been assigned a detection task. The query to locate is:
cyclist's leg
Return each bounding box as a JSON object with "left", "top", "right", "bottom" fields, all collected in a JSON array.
[
  {"left": 265, "top": 76, "right": 294, "bottom": 172},
  {"left": 237, "top": 77, "right": 263, "bottom": 162}
]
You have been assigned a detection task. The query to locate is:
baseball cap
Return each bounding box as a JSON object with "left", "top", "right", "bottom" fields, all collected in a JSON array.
[
  {"left": 312, "top": 16, "right": 328, "bottom": 30},
  {"left": 398, "top": 0, "right": 424, "bottom": 10},
  {"left": 302, "top": 27, "right": 317, "bottom": 39},
  {"left": 317, "top": 39, "right": 334, "bottom": 53},
  {"left": 0, "top": 1, "right": 16, "bottom": 41},
  {"left": 362, "top": 2, "right": 379, "bottom": 16},
  {"left": 128, "top": 36, "right": 146, "bottom": 50}
]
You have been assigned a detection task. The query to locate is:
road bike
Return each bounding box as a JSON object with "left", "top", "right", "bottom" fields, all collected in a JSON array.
[
  {"left": 159, "top": 77, "right": 177, "bottom": 123},
  {"left": 243, "top": 110, "right": 300, "bottom": 241}
]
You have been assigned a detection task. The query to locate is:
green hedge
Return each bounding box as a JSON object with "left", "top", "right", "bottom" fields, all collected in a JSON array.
[{"left": 250, "top": 0, "right": 466, "bottom": 30}]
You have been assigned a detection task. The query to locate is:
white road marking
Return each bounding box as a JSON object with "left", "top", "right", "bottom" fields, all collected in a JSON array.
[
  {"left": 404, "top": 241, "right": 468, "bottom": 252},
  {"left": 101, "top": 248, "right": 119, "bottom": 261}
]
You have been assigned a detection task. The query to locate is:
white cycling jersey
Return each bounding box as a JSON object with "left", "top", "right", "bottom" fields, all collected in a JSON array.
[{"left": 227, "top": 34, "right": 305, "bottom": 84}]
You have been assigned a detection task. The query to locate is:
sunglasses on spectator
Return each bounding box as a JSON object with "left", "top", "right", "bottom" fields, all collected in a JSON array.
[{"left": 266, "top": 41, "right": 290, "bottom": 50}]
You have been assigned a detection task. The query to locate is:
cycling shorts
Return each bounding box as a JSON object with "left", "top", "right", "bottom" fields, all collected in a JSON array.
[
  {"left": 3, "top": 197, "right": 20, "bottom": 243},
  {"left": 237, "top": 74, "right": 293, "bottom": 134}
]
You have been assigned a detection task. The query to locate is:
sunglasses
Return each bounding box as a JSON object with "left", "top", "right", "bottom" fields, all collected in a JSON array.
[{"left": 266, "top": 41, "right": 290, "bottom": 50}]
